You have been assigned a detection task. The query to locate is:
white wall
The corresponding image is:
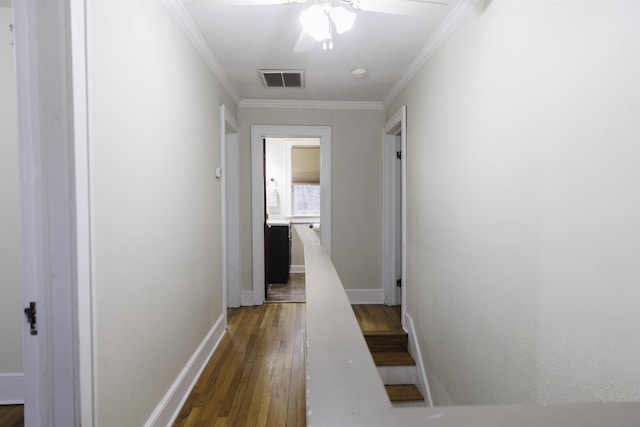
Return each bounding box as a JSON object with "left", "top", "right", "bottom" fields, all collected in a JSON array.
[
  {"left": 86, "top": 2, "right": 236, "bottom": 425},
  {"left": 239, "top": 107, "right": 385, "bottom": 292},
  {"left": 388, "top": 0, "right": 640, "bottom": 406},
  {"left": 265, "top": 138, "right": 288, "bottom": 221},
  {"left": 0, "top": 4, "right": 23, "bottom": 382}
]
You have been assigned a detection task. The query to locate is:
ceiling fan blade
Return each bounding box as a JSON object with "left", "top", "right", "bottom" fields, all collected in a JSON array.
[
  {"left": 354, "top": 0, "right": 448, "bottom": 17},
  {"left": 293, "top": 29, "right": 315, "bottom": 53}
]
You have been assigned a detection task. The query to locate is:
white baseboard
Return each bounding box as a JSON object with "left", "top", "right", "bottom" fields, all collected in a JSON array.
[
  {"left": 404, "top": 311, "right": 433, "bottom": 407},
  {"left": 290, "top": 265, "right": 305, "bottom": 274},
  {"left": 0, "top": 373, "right": 24, "bottom": 404},
  {"left": 144, "top": 313, "right": 226, "bottom": 427},
  {"left": 241, "top": 291, "right": 255, "bottom": 306},
  {"left": 345, "top": 289, "right": 385, "bottom": 304}
]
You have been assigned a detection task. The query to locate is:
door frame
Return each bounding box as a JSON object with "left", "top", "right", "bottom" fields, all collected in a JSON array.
[
  {"left": 383, "top": 107, "right": 407, "bottom": 321},
  {"left": 220, "top": 105, "right": 241, "bottom": 310},
  {"left": 251, "top": 125, "right": 331, "bottom": 305}
]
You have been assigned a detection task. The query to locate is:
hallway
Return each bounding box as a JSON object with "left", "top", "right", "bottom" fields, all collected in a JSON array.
[{"left": 173, "top": 304, "right": 306, "bottom": 427}]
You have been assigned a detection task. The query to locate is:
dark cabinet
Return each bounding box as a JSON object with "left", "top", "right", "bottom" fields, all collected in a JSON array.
[{"left": 265, "top": 223, "right": 291, "bottom": 284}]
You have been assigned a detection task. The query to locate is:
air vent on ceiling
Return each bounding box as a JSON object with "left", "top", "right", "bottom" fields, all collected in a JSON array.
[{"left": 259, "top": 69, "right": 305, "bottom": 88}]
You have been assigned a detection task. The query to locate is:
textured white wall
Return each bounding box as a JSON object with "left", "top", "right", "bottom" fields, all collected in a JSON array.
[
  {"left": 0, "top": 5, "right": 23, "bottom": 375},
  {"left": 86, "top": 2, "right": 235, "bottom": 425},
  {"left": 239, "top": 108, "right": 385, "bottom": 291},
  {"left": 388, "top": 0, "right": 640, "bottom": 405}
]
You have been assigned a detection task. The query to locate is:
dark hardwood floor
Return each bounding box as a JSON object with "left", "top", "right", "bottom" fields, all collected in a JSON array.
[
  {"left": 266, "top": 273, "right": 305, "bottom": 303},
  {"left": 0, "top": 405, "right": 24, "bottom": 427},
  {"left": 173, "top": 303, "right": 306, "bottom": 427}
]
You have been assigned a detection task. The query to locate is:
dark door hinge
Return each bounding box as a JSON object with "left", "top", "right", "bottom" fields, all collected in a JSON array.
[
  {"left": 24, "top": 302, "right": 37, "bottom": 335},
  {"left": 396, "top": 151, "right": 402, "bottom": 160},
  {"left": 396, "top": 278, "right": 402, "bottom": 288}
]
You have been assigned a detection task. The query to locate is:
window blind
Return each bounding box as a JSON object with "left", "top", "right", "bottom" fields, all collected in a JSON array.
[{"left": 291, "top": 146, "right": 320, "bottom": 183}]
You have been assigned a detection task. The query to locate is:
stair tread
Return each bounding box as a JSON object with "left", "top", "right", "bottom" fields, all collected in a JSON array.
[
  {"left": 364, "top": 333, "right": 408, "bottom": 353},
  {"left": 362, "top": 329, "right": 407, "bottom": 336},
  {"left": 385, "top": 384, "right": 424, "bottom": 402},
  {"left": 371, "top": 351, "right": 415, "bottom": 366}
]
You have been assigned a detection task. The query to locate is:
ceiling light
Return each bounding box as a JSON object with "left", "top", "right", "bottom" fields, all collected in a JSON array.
[
  {"left": 329, "top": 6, "right": 356, "bottom": 34},
  {"left": 300, "top": 4, "right": 331, "bottom": 42},
  {"left": 299, "top": 2, "right": 356, "bottom": 49}
]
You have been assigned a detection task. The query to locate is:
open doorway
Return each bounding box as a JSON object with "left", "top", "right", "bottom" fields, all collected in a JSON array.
[
  {"left": 251, "top": 125, "right": 331, "bottom": 306},
  {"left": 220, "top": 106, "right": 240, "bottom": 310},
  {"left": 263, "top": 138, "right": 320, "bottom": 302},
  {"left": 383, "top": 107, "right": 407, "bottom": 323}
]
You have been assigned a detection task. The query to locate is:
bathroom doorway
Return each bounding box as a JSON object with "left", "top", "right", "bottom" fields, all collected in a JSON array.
[
  {"left": 251, "top": 125, "right": 331, "bottom": 305},
  {"left": 264, "top": 138, "right": 320, "bottom": 302}
]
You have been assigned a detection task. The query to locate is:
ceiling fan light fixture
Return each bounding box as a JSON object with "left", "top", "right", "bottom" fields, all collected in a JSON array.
[
  {"left": 300, "top": 4, "right": 331, "bottom": 41},
  {"left": 329, "top": 6, "right": 356, "bottom": 34}
]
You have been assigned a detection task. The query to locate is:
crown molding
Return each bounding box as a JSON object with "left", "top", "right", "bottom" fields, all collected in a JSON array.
[
  {"left": 383, "top": 0, "right": 482, "bottom": 107},
  {"left": 239, "top": 99, "right": 385, "bottom": 111},
  {"left": 162, "top": 0, "right": 240, "bottom": 105}
]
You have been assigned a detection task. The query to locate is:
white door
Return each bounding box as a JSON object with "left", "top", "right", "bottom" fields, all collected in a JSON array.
[
  {"left": 14, "top": 2, "right": 81, "bottom": 425},
  {"left": 394, "top": 135, "right": 403, "bottom": 305},
  {"left": 383, "top": 107, "right": 407, "bottom": 320}
]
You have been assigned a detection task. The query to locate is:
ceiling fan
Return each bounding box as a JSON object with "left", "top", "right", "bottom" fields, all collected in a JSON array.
[{"left": 207, "top": 0, "right": 448, "bottom": 51}]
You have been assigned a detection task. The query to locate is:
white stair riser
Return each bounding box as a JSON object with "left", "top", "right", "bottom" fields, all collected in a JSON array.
[{"left": 377, "top": 365, "right": 417, "bottom": 385}]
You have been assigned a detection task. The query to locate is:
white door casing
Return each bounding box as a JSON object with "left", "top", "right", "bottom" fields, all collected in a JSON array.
[{"left": 251, "top": 125, "right": 331, "bottom": 306}]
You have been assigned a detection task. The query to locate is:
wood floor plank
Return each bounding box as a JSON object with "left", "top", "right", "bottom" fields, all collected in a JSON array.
[
  {"left": 0, "top": 405, "right": 24, "bottom": 427},
  {"left": 174, "top": 304, "right": 305, "bottom": 427}
]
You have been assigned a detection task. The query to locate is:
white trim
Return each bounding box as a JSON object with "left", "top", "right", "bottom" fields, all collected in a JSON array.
[
  {"left": 70, "top": 1, "right": 97, "bottom": 425},
  {"left": 252, "top": 125, "right": 331, "bottom": 306},
  {"left": 241, "top": 291, "right": 255, "bottom": 307},
  {"left": 404, "top": 311, "right": 433, "bottom": 407},
  {"left": 383, "top": 0, "right": 482, "bottom": 107},
  {"left": 345, "top": 289, "right": 385, "bottom": 304},
  {"left": 290, "top": 265, "right": 305, "bottom": 274},
  {"left": 162, "top": 0, "right": 240, "bottom": 105},
  {"left": 0, "top": 373, "right": 25, "bottom": 404},
  {"left": 240, "top": 99, "right": 384, "bottom": 111},
  {"left": 144, "top": 313, "right": 226, "bottom": 427}
]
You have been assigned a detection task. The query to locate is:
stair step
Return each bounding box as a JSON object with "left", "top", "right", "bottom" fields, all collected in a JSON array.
[
  {"left": 371, "top": 351, "right": 415, "bottom": 366},
  {"left": 385, "top": 384, "right": 424, "bottom": 402},
  {"left": 363, "top": 331, "right": 408, "bottom": 352}
]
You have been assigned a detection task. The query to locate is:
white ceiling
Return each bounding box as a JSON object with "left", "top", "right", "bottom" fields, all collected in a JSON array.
[{"left": 182, "top": 0, "right": 462, "bottom": 104}]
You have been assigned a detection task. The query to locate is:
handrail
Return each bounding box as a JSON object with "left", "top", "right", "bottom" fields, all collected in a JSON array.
[
  {"left": 298, "top": 224, "right": 640, "bottom": 427},
  {"left": 299, "top": 225, "right": 392, "bottom": 426}
]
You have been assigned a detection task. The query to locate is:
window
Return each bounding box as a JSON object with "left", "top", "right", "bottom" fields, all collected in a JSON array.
[{"left": 293, "top": 183, "right": 320, "bottom": 215}]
